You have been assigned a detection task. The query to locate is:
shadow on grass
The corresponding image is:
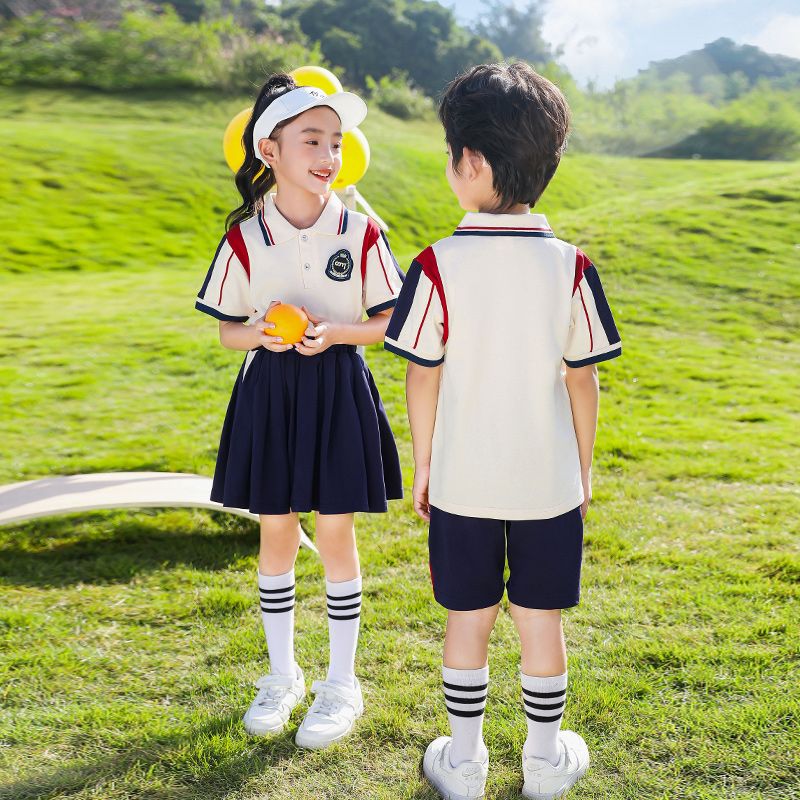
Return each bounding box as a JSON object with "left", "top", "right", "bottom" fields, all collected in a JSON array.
[
  {"left": 0, "top": 713, "right": 301, "bottom": 800},
  {"left": 0, "top": 512, "right": 259, "bottom": 588}
]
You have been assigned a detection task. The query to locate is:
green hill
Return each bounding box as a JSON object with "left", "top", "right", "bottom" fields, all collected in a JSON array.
[{"left": 0, "top": 89, "right": 798, "bottom": 799}]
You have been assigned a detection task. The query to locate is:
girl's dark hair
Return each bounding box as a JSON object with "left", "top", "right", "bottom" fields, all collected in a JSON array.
[
  {"left": 226, "top": 73, "right": 298, "bottom": 230},
  {"left": 438, "top": 62, "right": 571, "bottom": 211}
]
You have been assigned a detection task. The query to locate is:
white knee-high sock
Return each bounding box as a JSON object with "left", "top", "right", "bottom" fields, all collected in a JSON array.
[
  {"left": 443, "top": 665, "right": 489, "bottom": 766},
  {"left": 258, "top": 570, "right": 296, "bottom": 676},
  {"left": 325, "top": 575, "right": 362, "bottom": 688},
  {"left": 521, "top": 671, "right": 567, "bottom": 766}
]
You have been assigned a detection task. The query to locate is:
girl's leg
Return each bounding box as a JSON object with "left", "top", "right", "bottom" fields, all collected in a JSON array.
[
  {"left": 314, "top": 512, "right": 361, "bottom": 687},
  {"left": 258, "top": 513, "right": 302, "bottom": 676},
  {"left": 442, "top": 605, "right": 499, "bottom": 765},
  {"left": 510, "top": 604, "right": 567, "bottom": 765}
]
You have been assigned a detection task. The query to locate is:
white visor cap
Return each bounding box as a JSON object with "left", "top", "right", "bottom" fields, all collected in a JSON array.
[{"left": 252, "top": 86, "right": 367, "bottom": 164}]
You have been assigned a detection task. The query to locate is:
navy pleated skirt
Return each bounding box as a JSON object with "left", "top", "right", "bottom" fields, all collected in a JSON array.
[{"left": 210, "top": 344, "right": 403, "bottom": 515}]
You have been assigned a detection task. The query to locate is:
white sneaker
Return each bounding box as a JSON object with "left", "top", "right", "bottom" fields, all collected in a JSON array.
[
  {"left": 423, "top": 736, "right": 489, "bottom": 800},
  {"left": 522, "top": 730, "right": 590, "bottom": 799},
  {"left": 294, "top": 678, "right": 364, "bottom": 749},
  {"left": 242, "top": 665, "right": 305, "bottom": 736}
]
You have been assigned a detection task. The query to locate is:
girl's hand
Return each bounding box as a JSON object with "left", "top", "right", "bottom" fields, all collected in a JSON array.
[
  {"left": 254, "top": 300, "right": 294, "bottom": 353},
  {"left": 580, "top": 467, "right": 592, "bottom": 520},
  {"left": 412, "top": 464, "right": 431, "bottom": 522},
  {"left": 294, "top": 306, "right": 340, "bottom": 356}
]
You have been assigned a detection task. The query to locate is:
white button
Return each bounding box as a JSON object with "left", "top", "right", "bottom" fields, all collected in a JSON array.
[
  {"left": 301, "top": 234, "right": 309, "bottom": 242},
  {"left": 304, "top": 263, "right": 310, "bottom": 270}
]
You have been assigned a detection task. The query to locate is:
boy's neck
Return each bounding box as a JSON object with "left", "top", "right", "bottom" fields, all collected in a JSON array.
[
  {"left": 273, "top": 185, "right": 328, "bottom": 230},
  {"left": 473, "top": 200, "right": 531, "bottom": 215}
]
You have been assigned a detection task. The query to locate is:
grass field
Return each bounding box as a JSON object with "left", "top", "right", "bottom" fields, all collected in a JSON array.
[{"left": 1, "top": 87, "right": 798, "bottom": 800}]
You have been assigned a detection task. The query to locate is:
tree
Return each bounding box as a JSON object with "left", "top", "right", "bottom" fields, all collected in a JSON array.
[{"left": 471, "top": 0, "right": 558, "bottom": 65}]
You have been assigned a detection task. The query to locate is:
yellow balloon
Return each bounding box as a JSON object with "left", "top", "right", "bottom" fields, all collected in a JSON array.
[
  {"left": 289, "top": 65, "right": 343, "bottom": 95},
  {"left": 223, "top": 106, "right": 252, "bottom": 172},
  {"left": 333, "top": 127, "right": 370, "bottom": 189}
]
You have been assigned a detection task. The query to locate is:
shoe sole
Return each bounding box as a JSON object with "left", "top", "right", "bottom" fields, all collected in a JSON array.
[
  {"left": 521, "top": 760, "right": 589, "bottom": 800},
  {"left": 294, "top": 703, "right": 364, "bottom": 750},
  {"left": 422, "top": 760, "right": 485, "bottom": 800},
  {"left": 243, "top": 719, "right": 288, "bottom": 736}
]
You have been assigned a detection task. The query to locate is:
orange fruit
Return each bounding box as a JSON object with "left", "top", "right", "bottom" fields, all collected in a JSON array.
[{"left": 265, "top": 303, "right": 309, "bottom": 345}]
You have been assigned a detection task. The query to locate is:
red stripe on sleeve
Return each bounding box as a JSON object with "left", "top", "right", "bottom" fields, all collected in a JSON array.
[
  {"left": 218, "top": 250, "right": 235, "bottom": 305},
  {"left": 577, "top": 283, "right": 593, "bottom": 351},
  {"left": 414, "top": 284, "right": 435, "bottom": 349},
  {"left": 360, "top": 218, "right": 381, "bottom": 281},
  {"left": 415, "top": 246, "right": 449, "bottom": 344},
  {"left": 573, "top": 248, "right": 591, "bottom": 295},
  {"left": 226, "top": 225, "right": 251, "bottom": 279}
]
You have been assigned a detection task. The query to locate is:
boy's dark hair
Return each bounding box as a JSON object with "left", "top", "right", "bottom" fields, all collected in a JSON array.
[
  {"left": 227, "top": 72, "right": 298, "bottom": 230},
  {"left": 438, "top": 62, "right": 570, "bottom": 211}
]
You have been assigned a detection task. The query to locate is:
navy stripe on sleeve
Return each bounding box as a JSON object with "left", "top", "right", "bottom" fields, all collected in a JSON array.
[
  {"left": 380, "top": 229, "right": 406, "bottom": 280},
  {"left": 195, "top": 301, "right": 249, "bottom": 322},
  {"left": 564, "top": 347, "right": 622, "bottom": 368},
  {"left": 583, "top": 264, "right": 621, "bottom": 345},
  {"left": 366, "top": 298, "right": 397, "bottom": 317},
  {"left": 384, "top": 340, "right": 444, "bottom": 367},
  {"left": 385, "top": 260, "right": 422, "bottom": 341},
  {"left": 198, "top": 233, "right": 227, "bottom": 300}
]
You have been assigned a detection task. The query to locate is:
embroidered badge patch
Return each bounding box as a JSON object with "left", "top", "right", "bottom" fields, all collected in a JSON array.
[{"left": 326, "top": 249, "right": 354, "bottom": 282}]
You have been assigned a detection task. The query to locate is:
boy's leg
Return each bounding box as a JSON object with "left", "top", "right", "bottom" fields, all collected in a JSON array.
[
  {"left": 258, "top": 513, "right": 303, "bottom": 676},
  {"left": 295, "top": 512, "right": 362, "bottom": 749},
  {"left": 506, "top": 508, "right": 589, "bottom": 797},
  {"left": 424, "top": 506, "right": 505, "bottom": 798},
  {"left": 510, "top": 605, "right": 566, "bottom": 765},
  {"left": 443, "top": 605, "right": 499, "bottom": 765}
]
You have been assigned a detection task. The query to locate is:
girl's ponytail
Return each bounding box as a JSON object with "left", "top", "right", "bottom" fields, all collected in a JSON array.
[{"left": 226, "top": 73, "right": 298, "bottom": 230}]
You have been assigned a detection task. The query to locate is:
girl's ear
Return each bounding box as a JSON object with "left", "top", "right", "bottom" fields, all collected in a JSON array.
[
  {"left": 461, "top": 147, "right": 487, "bottom": 182},
  {"left": 258, "top": 138, "right": 278, "bottom": 166}
]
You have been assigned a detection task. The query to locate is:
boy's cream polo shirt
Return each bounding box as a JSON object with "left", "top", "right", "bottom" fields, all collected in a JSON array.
[
  {"left": 385, "top": 211, "right": 622, "bottom": 520},
  {"left": 196, "top": 192, "right": 403, "bottom": 326}
]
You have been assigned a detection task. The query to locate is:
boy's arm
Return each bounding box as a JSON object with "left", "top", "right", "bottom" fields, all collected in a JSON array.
[
  {"left": 564, "top": 363, "right": 600, "bottom": 519},
  {"left": 406, "top": 361, "right": 442, "bottom": 521}
]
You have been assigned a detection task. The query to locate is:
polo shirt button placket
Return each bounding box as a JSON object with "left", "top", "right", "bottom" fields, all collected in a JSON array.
[{"left": 299, "top": 234, "right": 312, "bottom": 288}]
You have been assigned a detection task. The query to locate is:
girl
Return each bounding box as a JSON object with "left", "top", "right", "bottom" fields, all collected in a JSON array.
[{"left": 195, "top": 73, "right": 404, "bottom": 749}]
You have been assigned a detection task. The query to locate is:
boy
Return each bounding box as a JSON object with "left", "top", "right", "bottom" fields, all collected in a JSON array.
[{"left": 384, "top": 62, "right": 621, "bottom": 799}]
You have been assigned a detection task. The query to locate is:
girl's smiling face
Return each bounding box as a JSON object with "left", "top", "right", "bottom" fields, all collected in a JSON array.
[{"left": 259, "top": 106, "right": 343, "bottom": 195}]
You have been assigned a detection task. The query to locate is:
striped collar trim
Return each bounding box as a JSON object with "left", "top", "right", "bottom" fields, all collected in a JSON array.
[
  {"left": 259, "top": 192, "right": 348, "bottom": 246},
  {"left": 454, "top": 211, "right": 553, "bottom": 237}
]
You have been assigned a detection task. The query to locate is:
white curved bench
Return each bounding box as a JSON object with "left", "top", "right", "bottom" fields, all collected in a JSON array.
[{"left": 0, "top": 472, "right": 316, "bottom": 551}]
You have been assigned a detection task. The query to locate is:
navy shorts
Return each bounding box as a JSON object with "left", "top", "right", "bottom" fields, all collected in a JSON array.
[{"left": 428, "top": 505, "right": 584, "bottom": 611}]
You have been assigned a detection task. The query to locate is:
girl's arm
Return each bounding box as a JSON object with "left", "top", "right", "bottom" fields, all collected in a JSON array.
[
  {"left": 218, "top": 301, "right": 293, "bottom": 353},
  {"left": 293, "top": 307, "right": 393, "bottom": 355},
  {"left": 406, "top": 361, "right": 443, "bottom": 521},
  {"left": 564, "top": 362, "right": 600, "bottom": 519}
]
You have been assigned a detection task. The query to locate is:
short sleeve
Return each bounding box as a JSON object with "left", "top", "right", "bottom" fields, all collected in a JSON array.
[
  {"left": 564, "top": 249, "right": 622, "bottom": 367},
  {"left": 362, "top": 221, "right": 404, "bottom": 317},
  {"left": 195, "top": 226, "right": 253, "bottom": 322},
  {"left": 384, "top": 246, "right": 446, "bottom": 367}
]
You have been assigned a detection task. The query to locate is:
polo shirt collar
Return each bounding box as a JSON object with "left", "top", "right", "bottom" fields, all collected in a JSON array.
[
  {"left": 454, "top": 211, "right": 553, "bottom": 238},
  {"left": 259, "top": 192, "right": 349, "bottom": 246}
]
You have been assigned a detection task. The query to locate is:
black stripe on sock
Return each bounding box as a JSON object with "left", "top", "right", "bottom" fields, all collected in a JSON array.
[
  {"left": 327, "top": 611, "right": 361, "bottom": 621},
  {"left": 525, "top": 711, "right": 564, "bottom": 723},
  {"left": 524, "top": 699, "right": 565, "bottom": 711},
  {"left": 326, "top": 601, "right": 361, "bottom": 612},
  {"left": 444, "top": 692, "right": 487, "bottom": 705},
  {"left": 260, "top": 583, "right": 296, "bottom": 594},
  {"left": 260, "top": 594, "right": 295, "bottom": 604},
  {"left": 260, "top": 604, "right": 295, "bottom": 613},
  {"left": 446, "top": 706, "right": 485, "bottom": 718},
  {"left": 326, "top": 591, "right": 362, "bottom": 602},
  {"left": 442, "top": 681, "right": 488, "bottom": 693},
  {"left": 522, "top": 687, "right": 566, "bottom": 699}
]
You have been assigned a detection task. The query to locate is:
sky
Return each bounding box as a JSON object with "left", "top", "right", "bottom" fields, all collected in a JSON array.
[{"left": 452, "top": 0, "right": 800, "bottom": 88}]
